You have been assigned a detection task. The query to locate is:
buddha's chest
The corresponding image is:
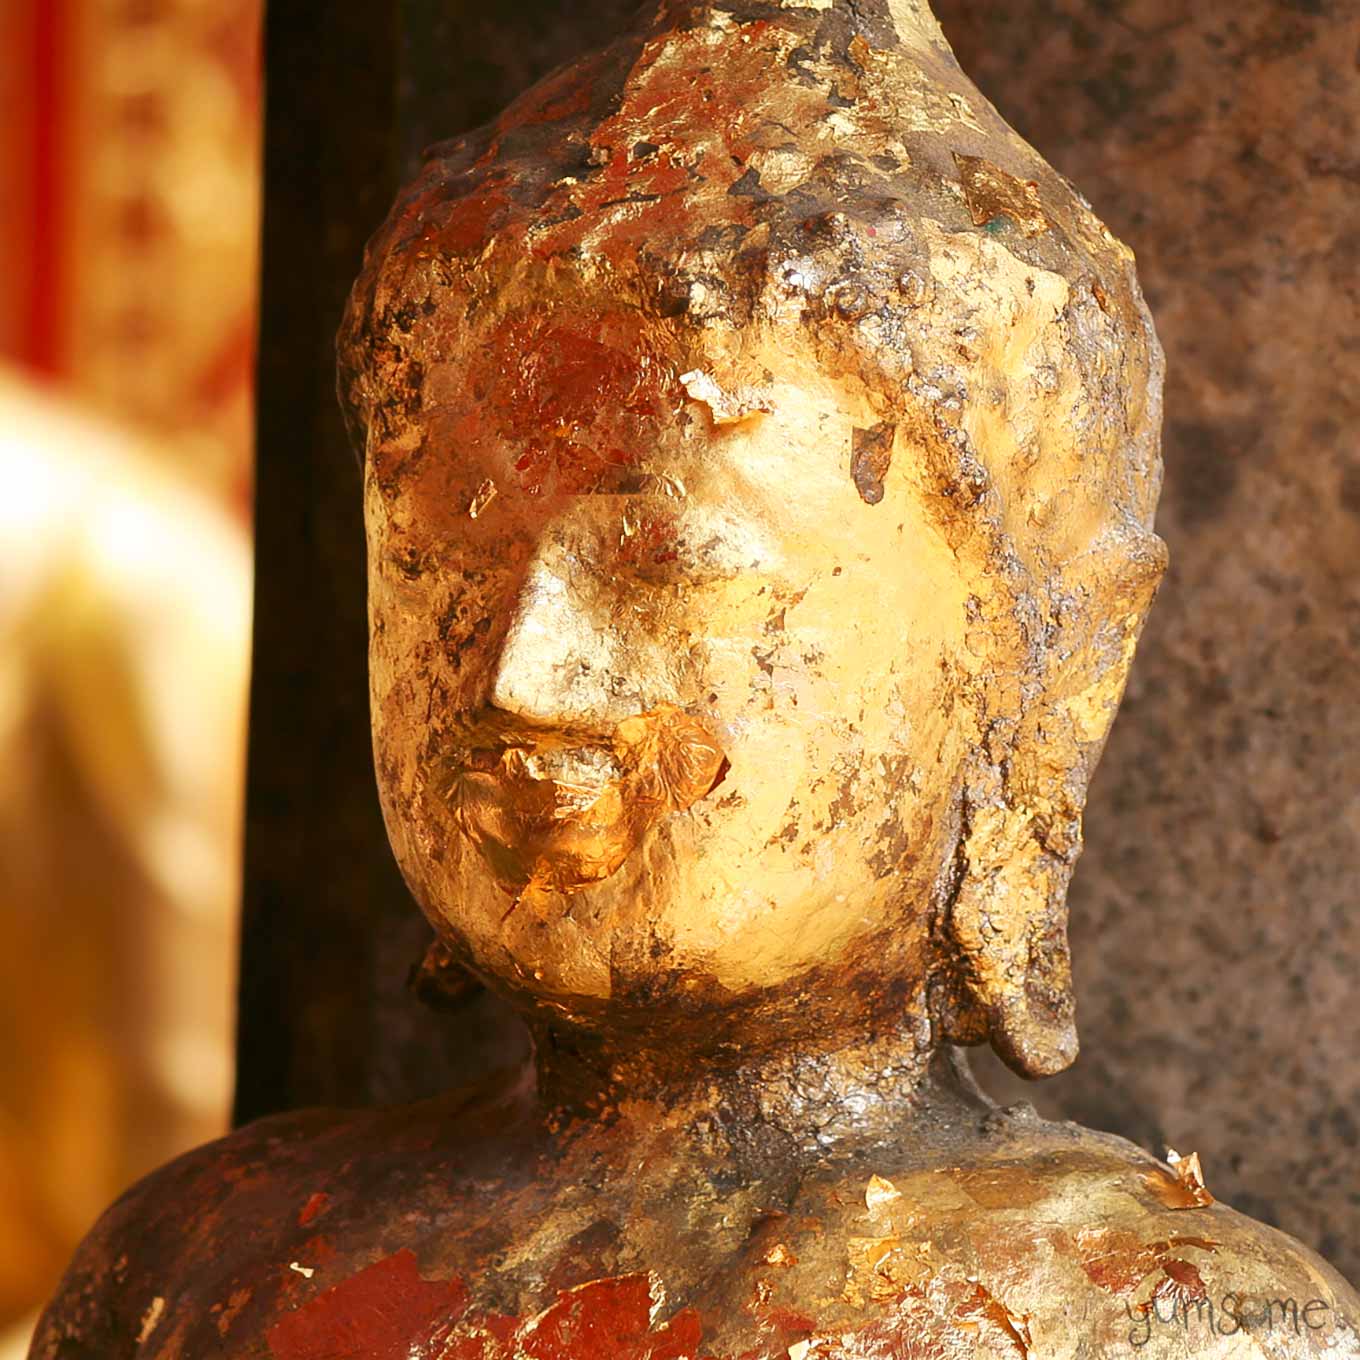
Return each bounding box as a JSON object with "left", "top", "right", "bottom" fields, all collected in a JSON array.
[
  {"left": 218, "top": 1248, "right": 1009, "bottom": 1360},
  {"left": 164, "top": 1173, "right": 1033, "bottom": 1360},
  {"left": 88, "top": 1141, "right": 1355, "bottom": 1360}
]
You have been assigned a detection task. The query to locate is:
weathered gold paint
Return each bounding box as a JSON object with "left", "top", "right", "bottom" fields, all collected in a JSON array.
[{"left": 344, "top": 0, "right": 1167, "bottom": 1078}]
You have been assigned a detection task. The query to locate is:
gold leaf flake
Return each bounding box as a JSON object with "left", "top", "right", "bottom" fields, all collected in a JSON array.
[
  {"left": 865, "top": 1173, "right": 902, "bottom": 1213},
  {"left": 679, "top": 370, "right": 772, "bottom": 427},
  {"left": 954, "top": 154, "right": 1048, "bottom": 237},
  {"left": 137, "top": 1297, "right": 166, "bottom": 1344},
  {"left": 954, "top": 1282, "right": 1032, "bottom": 1358},
  {"left": 1167, "top": 1149, "right": 1214, "bottom": 1203},
  {"left": 1142, "top": 1149, "right": 1215, "bottom": 1209},
  {"left": 468, "top": 478, "right": 498, "bottom": 519}
]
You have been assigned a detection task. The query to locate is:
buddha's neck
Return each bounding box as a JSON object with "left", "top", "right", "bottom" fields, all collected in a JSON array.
[{"left": 531, "top": 1016, "right": 989, "bottom": 1157}]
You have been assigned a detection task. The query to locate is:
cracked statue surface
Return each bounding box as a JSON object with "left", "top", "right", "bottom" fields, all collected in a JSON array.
[{"left": 32, "top": 0, "right": 1359, "bottom": 1357}]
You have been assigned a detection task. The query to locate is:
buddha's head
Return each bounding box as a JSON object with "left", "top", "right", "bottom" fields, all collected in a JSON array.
[{"left": 339, "top": 0, "right": 1166, "bottom": 1078}]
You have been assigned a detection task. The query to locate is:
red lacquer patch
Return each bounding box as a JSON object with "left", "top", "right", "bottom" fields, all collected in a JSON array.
[
  {"left": 298, "top": 1192, "right": 331, "bottom": 1227},
  {"left": 518, "top": 1275, "right": 703, "bottom": 1360},
  {"left": 469, "top": 313, "right": 676, "bottom": 498},
  {"left": 268, "top": 1259, "right": 710, "bottom": 1360},
  {"left": 266, "top": 1250, "right": 469, "bottom": 1360}
]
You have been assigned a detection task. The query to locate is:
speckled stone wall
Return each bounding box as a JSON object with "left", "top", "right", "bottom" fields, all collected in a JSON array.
[{"left": 933, "top": 0, "right": 1360, "bottom": 1283}]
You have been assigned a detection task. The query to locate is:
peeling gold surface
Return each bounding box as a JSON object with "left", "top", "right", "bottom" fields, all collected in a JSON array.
[{"left": 339, "top": 0, "right": 1168, "bottom": 1075}]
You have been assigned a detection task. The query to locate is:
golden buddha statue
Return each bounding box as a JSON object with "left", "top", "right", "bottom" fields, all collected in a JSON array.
[{"left": 33, "top": 1, "right": 1359, "bottom": 1356}]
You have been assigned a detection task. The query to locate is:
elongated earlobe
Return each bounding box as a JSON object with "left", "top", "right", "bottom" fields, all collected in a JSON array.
[
  {"left": 945, "top": 800, "right": 1080, "bottom": 1079},
  {"left": 984, "top": 928, "right": 1079, "bottom": 1079}
]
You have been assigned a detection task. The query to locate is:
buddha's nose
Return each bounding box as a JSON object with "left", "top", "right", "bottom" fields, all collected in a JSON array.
[{"left": 486, "top": 550, "right": 639, "bottom": 730}]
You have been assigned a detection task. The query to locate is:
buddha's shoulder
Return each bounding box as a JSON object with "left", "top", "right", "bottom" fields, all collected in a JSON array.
[
  {"left": 30, "top": 1097, "right": 1360, "bottom": 1360},
  {"left": 27, "top": 1073, "right": 539, "bottom": 1359},
  {"left": 794, "top": 1108, "right": 1360, "bottom": 1358}
]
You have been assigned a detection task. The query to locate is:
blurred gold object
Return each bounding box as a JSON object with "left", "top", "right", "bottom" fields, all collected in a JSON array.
[
  {"left": 60, "top": 0, "right": 261, "bottom": 500},
  {"left": 0, "top": 370, "right": 249, "bottom": 1346}
]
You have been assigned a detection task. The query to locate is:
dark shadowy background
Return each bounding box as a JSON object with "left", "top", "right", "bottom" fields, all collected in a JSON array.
[{"left": 239, "top": 0, "right": 1360, "bottom": 1281}]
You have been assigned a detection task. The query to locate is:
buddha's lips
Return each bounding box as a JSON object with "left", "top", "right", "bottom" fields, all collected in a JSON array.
[{"left": 446, "top": 704, "right": 728, "bottom": 893}]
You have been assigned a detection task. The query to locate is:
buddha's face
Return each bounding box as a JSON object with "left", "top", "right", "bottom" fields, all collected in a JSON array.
[
  {"left": 366, "top": 309, "right": 978, "bottom": 1027},
  {"left": 352, "top": 0, "right": 1167, "bottom": 1066}
]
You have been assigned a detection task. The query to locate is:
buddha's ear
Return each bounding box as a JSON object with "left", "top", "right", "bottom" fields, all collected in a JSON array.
[
  {"left": 941, "top": 585, "right": 1123, "bottom": 1078},
  {"left": 944, "top": 528, "right": 1166, "bottom": 1078},
  {"left": 945, "top": 791, "right": 1080, "bottom": 1079}
]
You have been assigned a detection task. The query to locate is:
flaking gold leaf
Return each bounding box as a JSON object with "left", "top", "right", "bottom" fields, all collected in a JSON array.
[
  {"left": 953, "top": 1282, "right": 1032, "bottom": 1359},
  {"left": 865, "top": 1174, "right": 902, "bottom": 1214},
  {"left": 1143, "top": 1159, "right": 1215, "bottom": 1209},
  {"left": 954, "top": 154, "right": 1048, "bottom": 237},
  {"left": 468, "top": 477, "right": 497, "bottom": 518}
]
